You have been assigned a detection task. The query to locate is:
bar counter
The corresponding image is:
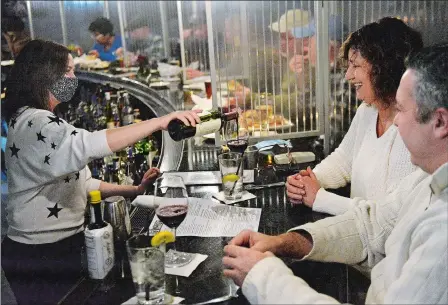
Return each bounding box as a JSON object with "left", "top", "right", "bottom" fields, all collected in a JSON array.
[
  {"left": 55, "top": 69, "right": 369, "bottom": 305},
  {"left": 57, "top": 140, "right": 368, "bottom": 305}
]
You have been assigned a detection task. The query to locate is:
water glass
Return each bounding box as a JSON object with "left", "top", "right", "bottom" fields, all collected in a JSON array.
[
  {"left": 218, "top": 152, "right": 244, "bottom": 200},
  {"left": 127, "top": 235, "right": 165, "bottom": 305}
]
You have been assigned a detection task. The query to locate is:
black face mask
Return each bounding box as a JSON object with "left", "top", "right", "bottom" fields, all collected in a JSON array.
[{"left": 50, "top": 76, "right": 78, "bottom": 103}]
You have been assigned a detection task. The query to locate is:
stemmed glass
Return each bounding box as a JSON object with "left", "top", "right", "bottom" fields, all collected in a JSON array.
[
  {"left": 224, "top": 115, "right": 249, "bottom": 154},
  {"left": 154, "top": 175, "right": 193, "bottom": 268}
]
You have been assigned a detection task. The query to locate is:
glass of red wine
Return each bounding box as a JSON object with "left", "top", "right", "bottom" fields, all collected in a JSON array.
[
  {"left": 224, "top": 116, "right": 249, "bottom": 154},
  {"left": 154, "top": 175, "right": 193, "bottom": 268}
]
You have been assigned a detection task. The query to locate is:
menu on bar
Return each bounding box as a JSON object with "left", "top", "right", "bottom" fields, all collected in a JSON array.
[{"left": 148, "top": 198, "right": 261, "bottom": 237}]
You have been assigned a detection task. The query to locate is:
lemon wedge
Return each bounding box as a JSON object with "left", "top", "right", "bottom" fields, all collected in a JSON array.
[
  {"left": 151, "top": 231, "right": 175, "bottom": 247},
  {"left": 222, "top": 173, "right": 240, "bottom": 183}
]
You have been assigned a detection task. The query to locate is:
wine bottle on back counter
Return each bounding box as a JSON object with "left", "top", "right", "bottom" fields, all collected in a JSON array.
[
  {"left": 168, "top": 110, "right": 238, "bottom": 141},
  {"left": 84, "top": 190, "right": 115, "bottom": 280}
]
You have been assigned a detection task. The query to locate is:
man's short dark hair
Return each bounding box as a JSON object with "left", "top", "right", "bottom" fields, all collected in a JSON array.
[
  {"left": 88, "top": 17, "right": 114, "bottom": 36},
  {"left": 405, "top": 43, "right": 448, "bottom": 123},
  {"left": 2, "top": 16, "right": 25, "bottom": 33}
]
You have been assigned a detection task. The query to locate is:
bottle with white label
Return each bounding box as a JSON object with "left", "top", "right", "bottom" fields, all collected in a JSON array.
[
  {"left": 84, "top": 190, "right": 115, "bottom": 280},
  {"left": 167, "top": 110, "right": 238, "bottom": 141}
]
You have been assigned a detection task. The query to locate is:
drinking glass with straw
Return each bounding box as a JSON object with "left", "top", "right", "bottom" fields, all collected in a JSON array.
[
  {"left": 126, "top": 232, "right": 174, "bottom": 305},
  {"left": 218, "top": 152, "right": 244, "bottom": 200}
]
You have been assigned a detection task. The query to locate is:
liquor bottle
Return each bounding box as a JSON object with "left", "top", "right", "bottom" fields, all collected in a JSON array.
[
  {"left": 133, "top": 109, "right": 142, "bottom": 124},
  {"left": 121, "top": 92, "right": 134, "bottom": 126},
  {"left": 105, "top": 92, "right": 115, "bottom": 129},
  {"left": 84, "top": 190, "right": 115, "bottom": 280},
  {"left": 149, "top": 60, "right": 161, "bottom": 83},
  {"left": 124, "top": 147, "right": 139, "bottom": 186},
  {"left": 147, "top": 136, "right": 159, "bottom": 168},
  {"left": 136, "top": 55, "right": 150, "bottom": 84},
  {"left": 168, "top": 110, "right": 238, "bottom": 141}
]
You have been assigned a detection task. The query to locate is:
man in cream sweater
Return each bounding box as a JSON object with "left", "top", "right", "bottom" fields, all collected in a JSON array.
[{"left": 223, "top": 44, "right": 448, "bottom": 304}]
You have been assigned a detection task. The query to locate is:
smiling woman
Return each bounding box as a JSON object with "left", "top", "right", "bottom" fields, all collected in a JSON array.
[{"left": 286, "top": 17, "right": 424, "bottom": 227}]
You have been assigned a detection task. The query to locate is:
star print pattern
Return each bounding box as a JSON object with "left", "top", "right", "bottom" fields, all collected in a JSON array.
[
  {"left": 5, "top": 108, "right": 111, "bottom": 233},
  {"left": 37, "top": 132, "right": 46, "bottom": 143},
  {"left": 9, "top": 143, "right": 20, "bottom": 158},
  {"left": 10, "top": 118, "right": 17, "bottom": 129},
  {"left": 47, "top": 203, "right": 63, "bottom": 218},
  {"left": 48, "top": 116, "right": 63, "bottom": 126},
  {"left": 44, "top": 154, "right": 51, "bottom": 165}
]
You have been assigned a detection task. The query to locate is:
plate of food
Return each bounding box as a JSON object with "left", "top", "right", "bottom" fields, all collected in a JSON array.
[{"left": 241, "top": 109, "right": 294, "bottom": 131}]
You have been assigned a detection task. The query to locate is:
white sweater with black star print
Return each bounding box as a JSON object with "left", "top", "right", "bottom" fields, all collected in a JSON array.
[{"left": 5, "top": 108, "right": 112, "bottom": 244}]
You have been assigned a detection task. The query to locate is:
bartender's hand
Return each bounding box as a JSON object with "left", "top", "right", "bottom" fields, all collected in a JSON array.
[
  {"left": 228, "top": 230, "right": 284, "bottom": 254},
  {"left": 136, "top": 167, "right": 160, "bottom": 194},
  {"left": 223, "top": 245, "right": 274, "bottom": 287},
  {"left": 88, "top": 50, "right": 99, "bottom": 58},
  {"left": 157, "top": 110, "right": 202, "bottom": 130}
]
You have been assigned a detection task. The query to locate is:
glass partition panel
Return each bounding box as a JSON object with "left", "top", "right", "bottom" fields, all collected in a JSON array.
[{"left": 64, "top": 1, "right": 104, "bottom": 52}]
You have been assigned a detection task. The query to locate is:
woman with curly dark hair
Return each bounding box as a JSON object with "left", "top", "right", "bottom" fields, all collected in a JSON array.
[{"left": 286, "top": 17, "right": 423, "bottom": 216}]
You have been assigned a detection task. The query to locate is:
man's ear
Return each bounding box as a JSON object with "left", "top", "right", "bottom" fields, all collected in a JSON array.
[{"left": 433, "top": 107, "right": 448, "bottom": 139}]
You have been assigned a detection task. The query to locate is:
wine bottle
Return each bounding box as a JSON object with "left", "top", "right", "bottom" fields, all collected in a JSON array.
[
  {"left": 168, "top": 110, "right": 238, "bottom": 141},
  {"left": 84, "top": 190, "right": 115, "bottom": 280},
  {"left": 87, "top": 190, "right": 107, "bottom": 230},
  {"left": 121, "top": 92, "right": 134, "bottom": 126},
  {"left": 105, "top": 92, "right": 115, "bottom": 129}
]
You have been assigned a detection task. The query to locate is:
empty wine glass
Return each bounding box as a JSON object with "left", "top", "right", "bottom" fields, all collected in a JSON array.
[{"left": 154, "top": 175, "right": 193, "bottom": 268}]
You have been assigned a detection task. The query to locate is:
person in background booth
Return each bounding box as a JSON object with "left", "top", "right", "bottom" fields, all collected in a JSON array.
[
  {"left": 1, "top": 39, "right": 202, "bottom": 305},
  {"left": 88, "top": 17, "right": 123, "bottom": 62}
]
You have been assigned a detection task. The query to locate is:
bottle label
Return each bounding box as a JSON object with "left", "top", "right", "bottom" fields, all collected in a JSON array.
[
  {"left": 122, "top": 115, "right": 134, "bottom": 126},
  {"left": 195, "top": 119, "right": 221, "bottom": 137},
  {"left": 84, "top": 223, "right": 115, "bottom": 279}
]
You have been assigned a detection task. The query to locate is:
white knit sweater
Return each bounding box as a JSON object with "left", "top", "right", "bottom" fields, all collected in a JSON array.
[
  {"left": 5, "top": 108, "right": 111, "bottom": 244},
  {"left": 312, "top": 103, "right": 416, "bottom": 215},
  {"left": 242, "top": 163, "right": 448, "bottom": 304}
]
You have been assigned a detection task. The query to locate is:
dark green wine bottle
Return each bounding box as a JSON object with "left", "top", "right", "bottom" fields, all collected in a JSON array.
[
  {"left": 167, "top": 110, "right": 238, "bottom": 141},
  {"left": 87, "top": 190, "right": 108, "bottom": 230}
]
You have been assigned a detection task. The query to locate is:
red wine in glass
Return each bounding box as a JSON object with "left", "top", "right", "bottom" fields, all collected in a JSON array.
[
  {"left": 156, "top": 205, "right": 188, "bottom": 228},
  {"left": 227, "top": 139, "right": 248, "bottom": 154}
]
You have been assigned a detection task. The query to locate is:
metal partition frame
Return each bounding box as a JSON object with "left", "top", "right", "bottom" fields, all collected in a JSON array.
[
  {"left": 26, "top": 1, "right": 35, "bottom": 39},
  {"left": 315, "top": 1, "right": 330, "bottom": 155}
]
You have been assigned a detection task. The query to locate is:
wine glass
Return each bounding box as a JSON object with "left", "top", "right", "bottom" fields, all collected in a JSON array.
[
  {"left": 154, "top": 175, "right": 193, "bottom": 268},
  {"left": 224, "top": 115, "right": 249, "bottom": 154}
]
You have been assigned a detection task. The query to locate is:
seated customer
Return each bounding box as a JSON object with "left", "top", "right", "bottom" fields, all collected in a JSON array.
[
  {"left": 223, "top": 43, "right": 448, "bottom": 304},
  {"left": 88, "top": 17, "right": 123, "bottom": 62},
  {"left": 286, "top": 17, "right": 423, "bottom": 215}
]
